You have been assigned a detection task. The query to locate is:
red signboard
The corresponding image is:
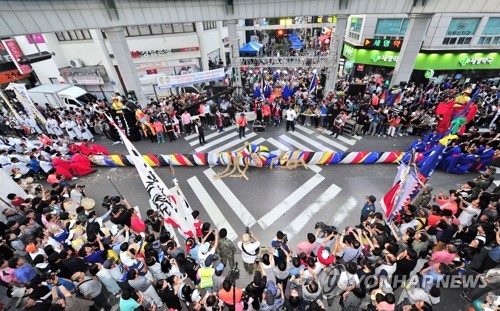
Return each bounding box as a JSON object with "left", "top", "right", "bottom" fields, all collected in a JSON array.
[
  {"left": 26, "top": 34, "right": 46, "bottom": 44},
  {"left": 357, "top": 64, "right": 365, "bottom": 71},
  {"left": 0, "top": 69, "right": 30, "bottom": 84},
  {"left": 1, "top": 39, "right": 31, "bottom": 74}
]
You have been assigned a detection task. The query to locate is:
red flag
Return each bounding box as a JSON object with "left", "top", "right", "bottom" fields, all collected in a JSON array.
[{"left": 381, "top": 181, "right": 401, "bottom": 218}]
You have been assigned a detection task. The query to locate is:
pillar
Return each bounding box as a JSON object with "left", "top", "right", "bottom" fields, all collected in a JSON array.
[
  {"left": 325, "top": 15, "right": 348, "bottom": 94},
  {"left": 90, "top": 29, "right": 125, "bottom": 96},
  {"left": 102, "top": 27, "right": 146, "bottom": 106},
  {"left": 217, "top": 21, "right": 227, "bottom": 66},
  {"left": 391, "top": 14, "right": 433, "bottom": 87},
  {"left": 195, "top": 22, "right": 210, "bottom": 71},
  {"left": 227, "top": 20, "right": 242, "bottom": 94}
]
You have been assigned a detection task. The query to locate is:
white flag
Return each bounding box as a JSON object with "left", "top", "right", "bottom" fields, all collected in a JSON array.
[{"left": 106, "top": 115, "right": 196, "bottom": 237}]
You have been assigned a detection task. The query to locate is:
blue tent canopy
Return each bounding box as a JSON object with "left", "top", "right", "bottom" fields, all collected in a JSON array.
[{"left": 240, "top": 40, "right": 263, "bottom": 54}]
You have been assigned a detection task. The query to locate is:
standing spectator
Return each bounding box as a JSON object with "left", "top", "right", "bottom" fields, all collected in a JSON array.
[
  {"left": 194, "top": 118, "right": 206, "bottom": 146},
  {"left": 152, "top": 119, "right": 165, "bottom": 143},
  {"left": 360, "top": 195, "right": 377, "bottom": 222},
  {"left": 238, "top": 232, "right": 261, "bottom": 275},
  {"left": 285, "top": 106, "right": 297, "bottom": 132},
  {"left": 71, "top": 271, "right": 112, "bottom": 311},
  {"left": 218, "top": 228, "right": 236, "bottom": 268},
  {"left": 237, "top": 113, "right": 247, "bottom": 139},
  {"left": 182, "top": 110, "right": 192, "bottom": 134}
]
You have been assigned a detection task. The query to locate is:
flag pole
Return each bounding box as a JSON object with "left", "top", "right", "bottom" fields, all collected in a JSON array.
[{"left": 107, "top": 176, "right": 124, "bottom": 199}]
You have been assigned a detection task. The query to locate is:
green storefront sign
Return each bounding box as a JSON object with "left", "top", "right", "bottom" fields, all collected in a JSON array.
[{"left": 342, "top": 43, "right": 500, "bottom": 70}]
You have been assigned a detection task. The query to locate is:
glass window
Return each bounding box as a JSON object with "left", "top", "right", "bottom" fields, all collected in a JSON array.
[
  {"left": 446, "top": 18, "right": 480, "bottom": 36},
  {"left": 172, "top": 24, "right": 184, "bottom": 33},
  {"left": 375, "top": 19, "right": 408, "bottom": 35},
  {"left": 464, "top": 37, "right": 471, "bottom": 44},
  {"left": 483, "top": 17, "right": 500, "bottom": 35},
  {"left": 183, "top": 23, "right": 195, "bottom": 32},
  {"left": 457, "top": 37, "right": 465, "bottom": 44},
  {"left": 139, "top": 25, "right": 151, "bottom": 36},
  {"left": 493, "top": 36, "right": 500, "bottom": 44},
  {"left": 126, "top": 26, "right": 140, "bottom": 36},
  {"left": 478, "top": 36, "right": 485, "bottom": 44},
  {"left": 150, "top": 24, "right": 162, "bottom": 34},
  {"left": 442, "top": 37, "right": 450, "bottom": 44},
  {"left": 68, "top": 30, "right": 77, "bottom": 40},
  {"left": 350, "top": 17, "right": 363, "bottom": 33},
  {"left": 161, "top": 24, "right": 173, "bottom": 33},
  {"left": 449, "top": 37, "right": 457, "bottom": 44},
  {"left": 484, "top": 37, "right": 492, "bottom": 44},
  {"left": 83, "top": 30, "right": 92, "bottom": 39}
]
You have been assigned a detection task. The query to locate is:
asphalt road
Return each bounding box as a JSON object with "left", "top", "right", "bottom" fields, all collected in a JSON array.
[{"left": 79, "top": 122, "right": 482, "bottom": 311}]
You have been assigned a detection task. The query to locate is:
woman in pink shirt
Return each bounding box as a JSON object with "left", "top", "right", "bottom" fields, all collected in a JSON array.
[{"left": 434, "top": 191, "right": 460, "bottom": 215}]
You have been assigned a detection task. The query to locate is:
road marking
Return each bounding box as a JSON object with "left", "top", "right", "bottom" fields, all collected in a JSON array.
[
  {"left": 184, "top": 133, "right": 198, "bottom": 141},
  {"left": 350, "top": 134, "right": 363, "bottom": 140},
  {"left": 189, "top": 125, "right": 236, "bottom": 146},
  {"left": 494, "top": 180, "right": 500, "bottom": 186},
  {"left": 288, "top": 131, "right": 332, "bottom": 151},
  {"left": 295, "top": 124, "right": 314, "bottom": 135},
  {"left": 266, "top": 138, "right": 290, "bottom": 151},
  {"left": 258, "top": 174, "right": 325, "bottom": 229},
  {"left": 331, "top": 196, "right": 358, "bottom": 225},
  {"left": 280, "top": 135, "right": 311, "bottom": 151},
  {"left": 195, "top": 131, "right": 239, "bottom": 152},
  {"left": 284, "top": 184, "right": 342, "bottom": 239},
  {"left": 336, "top": 135, "right": 356, "bottom": 146},
  {"left": 187, "top": 177, "right": 238, "bottom": 241},
  {"left": 323, "top": 129, "right": 332, "bottom": 135},
  {"left": 203, "top": 168, "right": 256, "bottom": 227},
  {"left": 210, "top": 132, "right": 257, "bottom": 154},
  {"left": 317, "top": 135, "right": 348, "bottom": 151}
]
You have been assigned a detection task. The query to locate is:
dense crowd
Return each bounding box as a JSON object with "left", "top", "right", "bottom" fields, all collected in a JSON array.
[{"left": 0, "top": 75, "right": 499, "bottom": 311}]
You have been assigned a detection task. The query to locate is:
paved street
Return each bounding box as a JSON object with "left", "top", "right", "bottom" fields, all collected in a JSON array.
[{"left": 81, "top": 122, "right": 482, "bottom": 311}]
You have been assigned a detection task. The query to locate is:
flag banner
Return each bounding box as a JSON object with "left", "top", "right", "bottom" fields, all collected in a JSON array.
[
  {"left": 6, "top": 83, "right": 47, "bottom": 124},
  {"left": 157, "top": 68, "right": 224, "bottom": 89},
  {"left": 106, "top": 115, "right": 195, "bottom": 237},
  {"left": 309, "top": 73, "right": 317, "bottom": 94},
  {"left": 381, "top": 163, "right": 419, "bottom": 219}
]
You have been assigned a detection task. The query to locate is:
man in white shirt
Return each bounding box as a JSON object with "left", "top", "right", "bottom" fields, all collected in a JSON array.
[
  {"left": 237, "top": 232, "right": 260, "bottom": 275},
  {"left": 285, "top": 106, "right": 297, "bottom": 132}
]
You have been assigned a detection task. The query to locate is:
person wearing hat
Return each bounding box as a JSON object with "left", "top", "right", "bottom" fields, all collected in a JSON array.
[
  {"left": 237, "top": 112, "right": 247, "bottom": 139},
  {"left": 238, "top": 231, "right": 261, "bottom": 275},
  {"left": 414, "top": 184, "right": 433, "bottom": 210},
  {"left": 198, "top": 229, "right": 219, "bottom": 264},
  {"left": 198, "top": 254, "right": 216, "bottom": 292},
  {"left": 317, "top": 232, "right": 336, "bottom": 266},
  {"left": 360, "top": 195, "right": 377, "bottom": 223}
]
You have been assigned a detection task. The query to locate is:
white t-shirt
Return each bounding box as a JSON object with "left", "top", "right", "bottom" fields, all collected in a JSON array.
[
  {"left": 458, "top": 204, "right": 480, "bottom": 227},
  {"left": 70, "top": 189, "right": 83, "bottom": 205},
  {"left": 285, "top": 109, "right": 297, "bottom": 121},
  {"left": 238, "top": 241, "right": 261, "bottom": 264}
]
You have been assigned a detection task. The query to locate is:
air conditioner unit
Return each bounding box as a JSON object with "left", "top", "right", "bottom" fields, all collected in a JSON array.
[{"left": 69, "top": 58, "right": 84, "bottom": 68}]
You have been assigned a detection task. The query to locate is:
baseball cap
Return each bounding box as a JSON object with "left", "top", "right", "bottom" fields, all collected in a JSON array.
[
  {"left": 200, "top": 242, "right": 210, "bottom": 254},
  {"left": 25, "top": 243, "right": 36, "bottom": 253},
  {"left": 216, "top": 263, "right": 224, "bottom": 272},
  {"left": 103, "top": 257, "right": 115, "bottom": 269},
  {"left": 368, "top": 195, "right": 376, "bottom": 203}
]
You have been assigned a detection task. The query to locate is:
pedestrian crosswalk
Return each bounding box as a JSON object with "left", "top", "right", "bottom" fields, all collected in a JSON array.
[{"left": 181, "top": 123, "right": 364, "bottom": 241}]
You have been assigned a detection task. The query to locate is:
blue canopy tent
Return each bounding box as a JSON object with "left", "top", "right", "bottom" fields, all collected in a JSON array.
[{"left": 240, "top": 40, "right": 263, "bottom": 56}]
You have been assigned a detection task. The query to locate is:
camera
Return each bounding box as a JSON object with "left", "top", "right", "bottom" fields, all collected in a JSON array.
[
  {"left": 228, "top": 262, "right": 240, "bottom": 282},
  {"left": 78, "top": 185, "right": 86, "bottom": 188},
  {"left": 314, "top": 222, "right": 339, "bottom": 235},
  {"left": 245, "top": 227, "right": 250, "bottom": 234}
]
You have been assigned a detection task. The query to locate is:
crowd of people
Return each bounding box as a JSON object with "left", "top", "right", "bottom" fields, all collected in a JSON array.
[{"left": 0, "top": 73, "right": 499, "bottom": 311}]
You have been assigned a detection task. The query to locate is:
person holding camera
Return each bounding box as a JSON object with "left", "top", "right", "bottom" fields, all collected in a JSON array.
[
  {"left": 238, "top": 231, "right": 261, "bottom": 275},
  {"left": 271, "top": 230, "right": 291, "bottom": 266}
]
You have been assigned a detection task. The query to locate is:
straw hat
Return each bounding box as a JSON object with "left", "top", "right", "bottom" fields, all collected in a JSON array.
[{"left": 81, "top": 198, "right": 96, "bottom": 211}]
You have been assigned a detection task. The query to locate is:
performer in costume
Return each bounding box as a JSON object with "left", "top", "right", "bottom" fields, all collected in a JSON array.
[{"left": 439, "top": 142, "right": 461, "bottom": 173}]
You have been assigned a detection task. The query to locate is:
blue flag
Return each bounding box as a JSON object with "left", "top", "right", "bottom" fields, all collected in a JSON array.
[{"left": 309, "top": 73, "right": 317, "bottom": 94}]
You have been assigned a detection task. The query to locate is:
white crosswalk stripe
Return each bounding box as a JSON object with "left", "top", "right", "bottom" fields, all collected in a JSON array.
[
  {"left": 210, "top": 132, "right": 257, "bottom": 154},
  {"left": 332, "top": 197, "right": 358, "bottom": 225},
  {"left": 266, "top": 138, "right": 290, "bottom": 151},
  {"left": 288, "top": 131, "right": 333, "bottom": 151},
  {"left": 494, "top": 180, "right": 500, "bottom": 187},
  {"left": 184, "top": 132, "right": 198, "bottom": 141},
  {"left": 186, "top": 177, "right": 238, "bottom": 241},
  {"left": 203, "top": 168, "right": 257, "bottom": 227},
  {"left": 279, "top": 135, "right": 310, "bottom": 151},
  {"left": 189, "top": 125, "right": 236, "bottom": 146},
  {"left": 335, "top": 135, "right": 356, "bottom": 146},
  {"left": 258, "top": 174, "right": 325, "bottom": 229},
  {"left": 284, "top": 184, "right": 342, "bottom": 240},
  {"left": 195, "top": 131, "right": 239, "bottom": 152},
  {"left": 295, "top": 124, "right": 315, "bottom": 135},
  {"left": 316, "top": 135, "right": 348, "bottom": 151}
]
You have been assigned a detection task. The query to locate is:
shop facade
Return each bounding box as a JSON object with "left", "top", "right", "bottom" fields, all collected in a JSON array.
[{"left": 342, "top": 43, "right": 500, "bottom": 86}]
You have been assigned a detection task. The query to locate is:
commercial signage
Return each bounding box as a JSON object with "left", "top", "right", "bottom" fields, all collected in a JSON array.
[
  {"left": 0, "top": 69, "right": 30, "bottom": 84},
  {"left": 59, "top": 65, "right": 107, "bottom": 85},
  {"left": 1, "top": 39, "right": 31, "bottom": 74},
  {"left": 26, "top": 34, "right": 46, "bottom": 44},
  {"left": 69, "top": 75, "right": 104, "bottom": 85},
  {"left": 130, "top": 47, "right": 200, "bottom": 59},
  {"left": 363, "top": 39, "right": 403, "bottom": 51},
  {"left": 342, "top": 43, "right": 500, "bottom": 70},
  {"left": 345, "top": 61, "right": 354, "bottom": 69},
  {"left": 424, "top": 69, "right": 434, "bottom": 79},
  {"left": 157, "top": 68, "right": 225, "bottom": 89}
]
